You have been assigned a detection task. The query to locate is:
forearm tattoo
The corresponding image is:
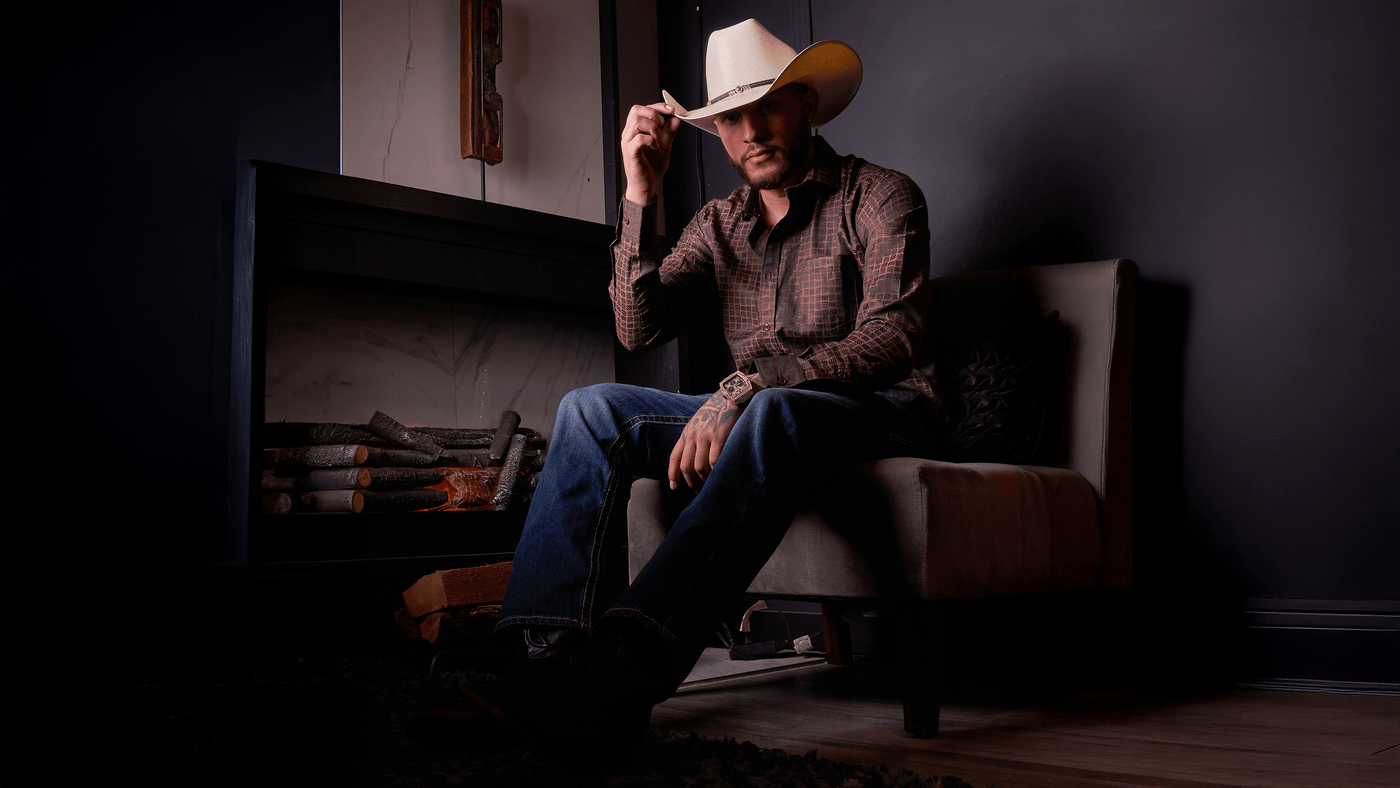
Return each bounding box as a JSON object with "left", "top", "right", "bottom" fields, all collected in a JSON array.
[{"left": 691, "top": 391, "right": 740, "bottom": 429}]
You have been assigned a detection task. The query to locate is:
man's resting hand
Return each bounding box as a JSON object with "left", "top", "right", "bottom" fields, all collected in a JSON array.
[
  {"left": 669, "top": 391, "right": 739, "bottom": 492},
  {"left": 668, "top": 375, "right": 766, "bottom": 492}
]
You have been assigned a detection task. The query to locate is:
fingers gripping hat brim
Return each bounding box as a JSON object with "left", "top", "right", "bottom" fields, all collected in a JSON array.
[{"left": 664, "top": 40, "right": 863, "bottom": 136}]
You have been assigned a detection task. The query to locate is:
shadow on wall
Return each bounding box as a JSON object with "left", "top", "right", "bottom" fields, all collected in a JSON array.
[
  {"left": 936, "top": 55, "right": 1146, "bottom": 276},
  {"left": 1132, "top": 280, "right": 1248, "bottom": 682},
  {"left": 929, "top": 52, "right": 1250, "bottom": 680}
]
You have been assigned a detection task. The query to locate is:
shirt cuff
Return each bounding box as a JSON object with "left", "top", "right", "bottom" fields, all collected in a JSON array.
[
  {"left": 752, "top": 355, "right": 808, "bottom": 388},
  {"left": 615, "top": 197, "right": 658, "bottom": 253}
]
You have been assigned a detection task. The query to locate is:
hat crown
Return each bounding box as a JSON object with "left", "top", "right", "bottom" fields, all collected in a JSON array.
[
  {"left": 704, "top": 19, "right": 796, "bottom": 104},
  {"left": 663, "top": 19, "right": 861, "bottom": 136}
]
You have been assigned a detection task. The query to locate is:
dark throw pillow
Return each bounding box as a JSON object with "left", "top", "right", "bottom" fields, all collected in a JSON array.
[{"left": 934, "top": 311, "right": 1066, "bottom": 465}]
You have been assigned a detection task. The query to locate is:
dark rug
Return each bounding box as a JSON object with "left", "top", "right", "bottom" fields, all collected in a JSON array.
[{"left": 123, "top": 653, "right": 972, "bottom": 787}]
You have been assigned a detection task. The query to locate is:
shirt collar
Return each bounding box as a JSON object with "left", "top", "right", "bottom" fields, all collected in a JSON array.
[
  {"left": 803, "top": 135, "right": 843, "bottom": 190},
  {"left": 741, "top": 135, "right": 842, "bottom": 220}
]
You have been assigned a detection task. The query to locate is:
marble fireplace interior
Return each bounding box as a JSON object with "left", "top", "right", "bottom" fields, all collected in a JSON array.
[
  {"left": 253, "top": 281, "right": 616, "bottom": 563},
  {"left": 264, "top": 281, "right": 615, "bottom": 440},
  {"left": 235, "top": 160, "right": 630, "bottom": 564}
]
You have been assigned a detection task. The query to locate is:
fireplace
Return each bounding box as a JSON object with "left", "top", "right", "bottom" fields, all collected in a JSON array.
[{"left": 230, "top": 162, "right": 657, "bottom": 566}]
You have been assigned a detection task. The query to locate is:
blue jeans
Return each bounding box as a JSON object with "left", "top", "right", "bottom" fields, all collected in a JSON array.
[{"left": 498, "top": 382, "right": 936, "bottom": 691}]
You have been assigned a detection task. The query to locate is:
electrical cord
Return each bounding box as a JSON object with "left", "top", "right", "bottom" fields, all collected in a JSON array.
[{"left": 718, "top": 609, "right": 827, "bottom": 661}]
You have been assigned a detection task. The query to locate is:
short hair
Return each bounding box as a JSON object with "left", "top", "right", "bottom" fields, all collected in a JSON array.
[{"left": 781, "top": 82, "right": 811, "bottom": 98}]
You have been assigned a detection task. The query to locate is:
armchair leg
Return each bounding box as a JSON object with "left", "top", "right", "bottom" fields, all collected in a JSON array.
[
  {"left": 896, "top": 600, "right": 944, "bottom": 738},
  {"left": 820, "top": 603, "right": 854, "bottom": 665}
]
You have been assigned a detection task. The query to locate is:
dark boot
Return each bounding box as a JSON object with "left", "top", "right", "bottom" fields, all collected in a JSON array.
[
  {"left": 430, "top": 626, "right": 585, "bottom": 745},
  {"left": 502, "top": 625, "right": 583, "bottom": 688},
  {"left": 455, "top": 624, "right": 663, "bottom": 758},
  {"left": 524, "top": 626, "right": 580, "bottom": 661},
  {"left": 521, "top": 621, "right": 671, "bottom": 758}
]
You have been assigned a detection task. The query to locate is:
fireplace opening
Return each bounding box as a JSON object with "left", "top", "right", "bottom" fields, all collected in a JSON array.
[{"left": 236, "top": 162, "right": 627, "bottom": 565}]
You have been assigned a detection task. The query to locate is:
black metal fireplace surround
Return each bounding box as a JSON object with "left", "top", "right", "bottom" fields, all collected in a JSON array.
[{"left": 232, "top": 161, "right": 657, "bottom": 573}]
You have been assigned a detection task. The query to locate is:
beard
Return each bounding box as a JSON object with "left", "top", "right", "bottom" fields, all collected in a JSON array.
[{"left": 728, "top": 131, "right": 811, "bottom": 190}]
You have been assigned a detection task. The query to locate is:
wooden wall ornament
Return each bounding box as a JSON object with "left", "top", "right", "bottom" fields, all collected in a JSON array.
[{"left": 461, "top": 0, "right": 503, "bottom": 164}]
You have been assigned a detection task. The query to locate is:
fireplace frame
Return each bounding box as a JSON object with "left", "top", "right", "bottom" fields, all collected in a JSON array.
[{"left": 229, "top": 161, "right": 663, "bottom": 566}]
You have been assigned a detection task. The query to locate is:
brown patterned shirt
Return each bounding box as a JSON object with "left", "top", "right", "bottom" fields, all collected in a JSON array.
[{"left": 610, "top": 136, "right": 937, "bottom": 404}]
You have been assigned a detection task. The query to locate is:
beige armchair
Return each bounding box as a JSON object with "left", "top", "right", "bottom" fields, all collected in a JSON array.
[{"left": 628, "top": 258, "right": 1136, "bottom": 737}]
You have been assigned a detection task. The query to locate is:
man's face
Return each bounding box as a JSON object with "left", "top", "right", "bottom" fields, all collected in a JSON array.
[{"left": 715, "top": 84, "right": 819, "bottom": 191}]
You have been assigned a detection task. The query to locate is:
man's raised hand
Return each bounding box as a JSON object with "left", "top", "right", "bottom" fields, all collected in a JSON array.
[{"left": 621, "top": 103, "right": 680, "bottom": 206}]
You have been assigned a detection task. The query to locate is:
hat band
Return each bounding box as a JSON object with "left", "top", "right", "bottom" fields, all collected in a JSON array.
[{"left": 705, "top": 78, "right": 776, "bottom": 107}]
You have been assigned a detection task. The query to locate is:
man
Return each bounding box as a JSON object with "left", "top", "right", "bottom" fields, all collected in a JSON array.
[{"left": 477, "top": 19, "right": 939, "bottom": 750}]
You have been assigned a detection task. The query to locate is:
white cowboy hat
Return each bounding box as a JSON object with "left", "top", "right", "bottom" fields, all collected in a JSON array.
[{"left": 662, "top": 18, "right": 862, "bottom": 136}]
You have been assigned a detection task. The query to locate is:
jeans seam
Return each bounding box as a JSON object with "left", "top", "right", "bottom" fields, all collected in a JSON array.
[
  {"left": 655, "top": 469, "right": 767, "bottom": 637},
  {"left": 620, "top": 412, "right": 691, "bottom": 432},
  {"left": 604, "top": 606, "right": 681, "bottom": 647},
  {"left": 579, "top": 410, "right": 697, "bottom": 629},
  {"left": 498, "top": 614, "right": 582, "bottom": 629},
  {"left": 580, "top": 434, "right": 625, "bottom": 628}
]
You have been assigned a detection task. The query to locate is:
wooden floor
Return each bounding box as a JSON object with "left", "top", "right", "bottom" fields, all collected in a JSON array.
[{"left": 650, "top": 660, "right": 1399, "bottom": 788}]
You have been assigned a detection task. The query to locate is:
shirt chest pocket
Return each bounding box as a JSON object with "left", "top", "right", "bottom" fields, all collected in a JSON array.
[{"left": 778, "top": 253, "right": 861, "bottom": 341}]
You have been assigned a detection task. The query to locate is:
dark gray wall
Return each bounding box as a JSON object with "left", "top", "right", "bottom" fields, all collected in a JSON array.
[
  {"left": 660, "top": 0, "right": 1399, "bottom": 607},
  {"left": 17, "top": 3, "right": 340, "bottom": 565}
]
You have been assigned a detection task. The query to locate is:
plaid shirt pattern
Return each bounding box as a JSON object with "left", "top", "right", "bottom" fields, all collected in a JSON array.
[{"left": 610, "top": 137, "right": 937, "bottom": 404}]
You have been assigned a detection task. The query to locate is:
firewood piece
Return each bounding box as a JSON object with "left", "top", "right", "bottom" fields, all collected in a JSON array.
[
  {"left": 363, "top": 447, "right": 438, "bottom": 467},
  {"left": 266, "top": 432, "right": 539, "bottom": 469},
  {"left": 394, "top": 607, "right": 422, "bottom": 639},
  {"left": 298, "top": 422, "right": 378, "bottom": 445},
  {"left": 416, "top": 613, "right": 447, "bottom": 643},
  {"left": 402, "top": 561, "right": 513, "bottom": 618},
  {"left": 419, "top": 605, "right": 502, "bottom": 643},
  {"left": 367, "top": 467, "right": 445, "bottom": 489},
  {"left": 411, "top": 427, "right": 494, "bottom": 446},
  {"left": 262, "top": 422, "right": 380, "bottom": 447},
  {"left": 306, "top": 422, "right": 379, "bottom": 445},
  {"left": 368, "top": 411, "right": 445, "bottom": 458},
  {"left": 295, "top": 489, "right": 365, "bottom": 513},
  {"left": 266, "top": 445, "right": 369, "bottom": 468},
  {"left": 360, "top": 489, "right": 450, "bottom": 512},
  {"left": 260, "top": 492, "right": 292, "bottom": 514},
  {"left": 418, "top": 426, "right": 544, "bottom": 449},
  {"left": 265, "top": 422, "right": 546, "bottom": 449},
  {"left": 492, "top": 433, "right": 527, "bottom": 510},
  {"left": 442, "top": 448, "right": 495, "bottom": 468},
  {"left": 261, "top": 467, "right": 372, "bottom": 491},
  {"left": 489, "top": 410, "right": 521, "bottom": 463},
  {"left": 436, "top": 447, "right": 543, "bottom": 468}
]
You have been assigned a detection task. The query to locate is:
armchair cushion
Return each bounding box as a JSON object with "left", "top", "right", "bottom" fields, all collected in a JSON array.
[
  {"left": 629, "top": 457, "right": 1100, "bottom": 601},
  {"left": 938, "top": 311, "right": 1068, "bottom": 465}
]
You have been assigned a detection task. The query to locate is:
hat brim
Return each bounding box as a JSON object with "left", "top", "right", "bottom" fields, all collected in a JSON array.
[{"left": 663, "top": 40, "right": 862, "bottom": 136}]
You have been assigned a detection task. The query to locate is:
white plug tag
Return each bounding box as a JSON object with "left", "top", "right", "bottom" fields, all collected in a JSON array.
[{"left": 793, "top": 635, "right": 813, "bottom": 654}]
